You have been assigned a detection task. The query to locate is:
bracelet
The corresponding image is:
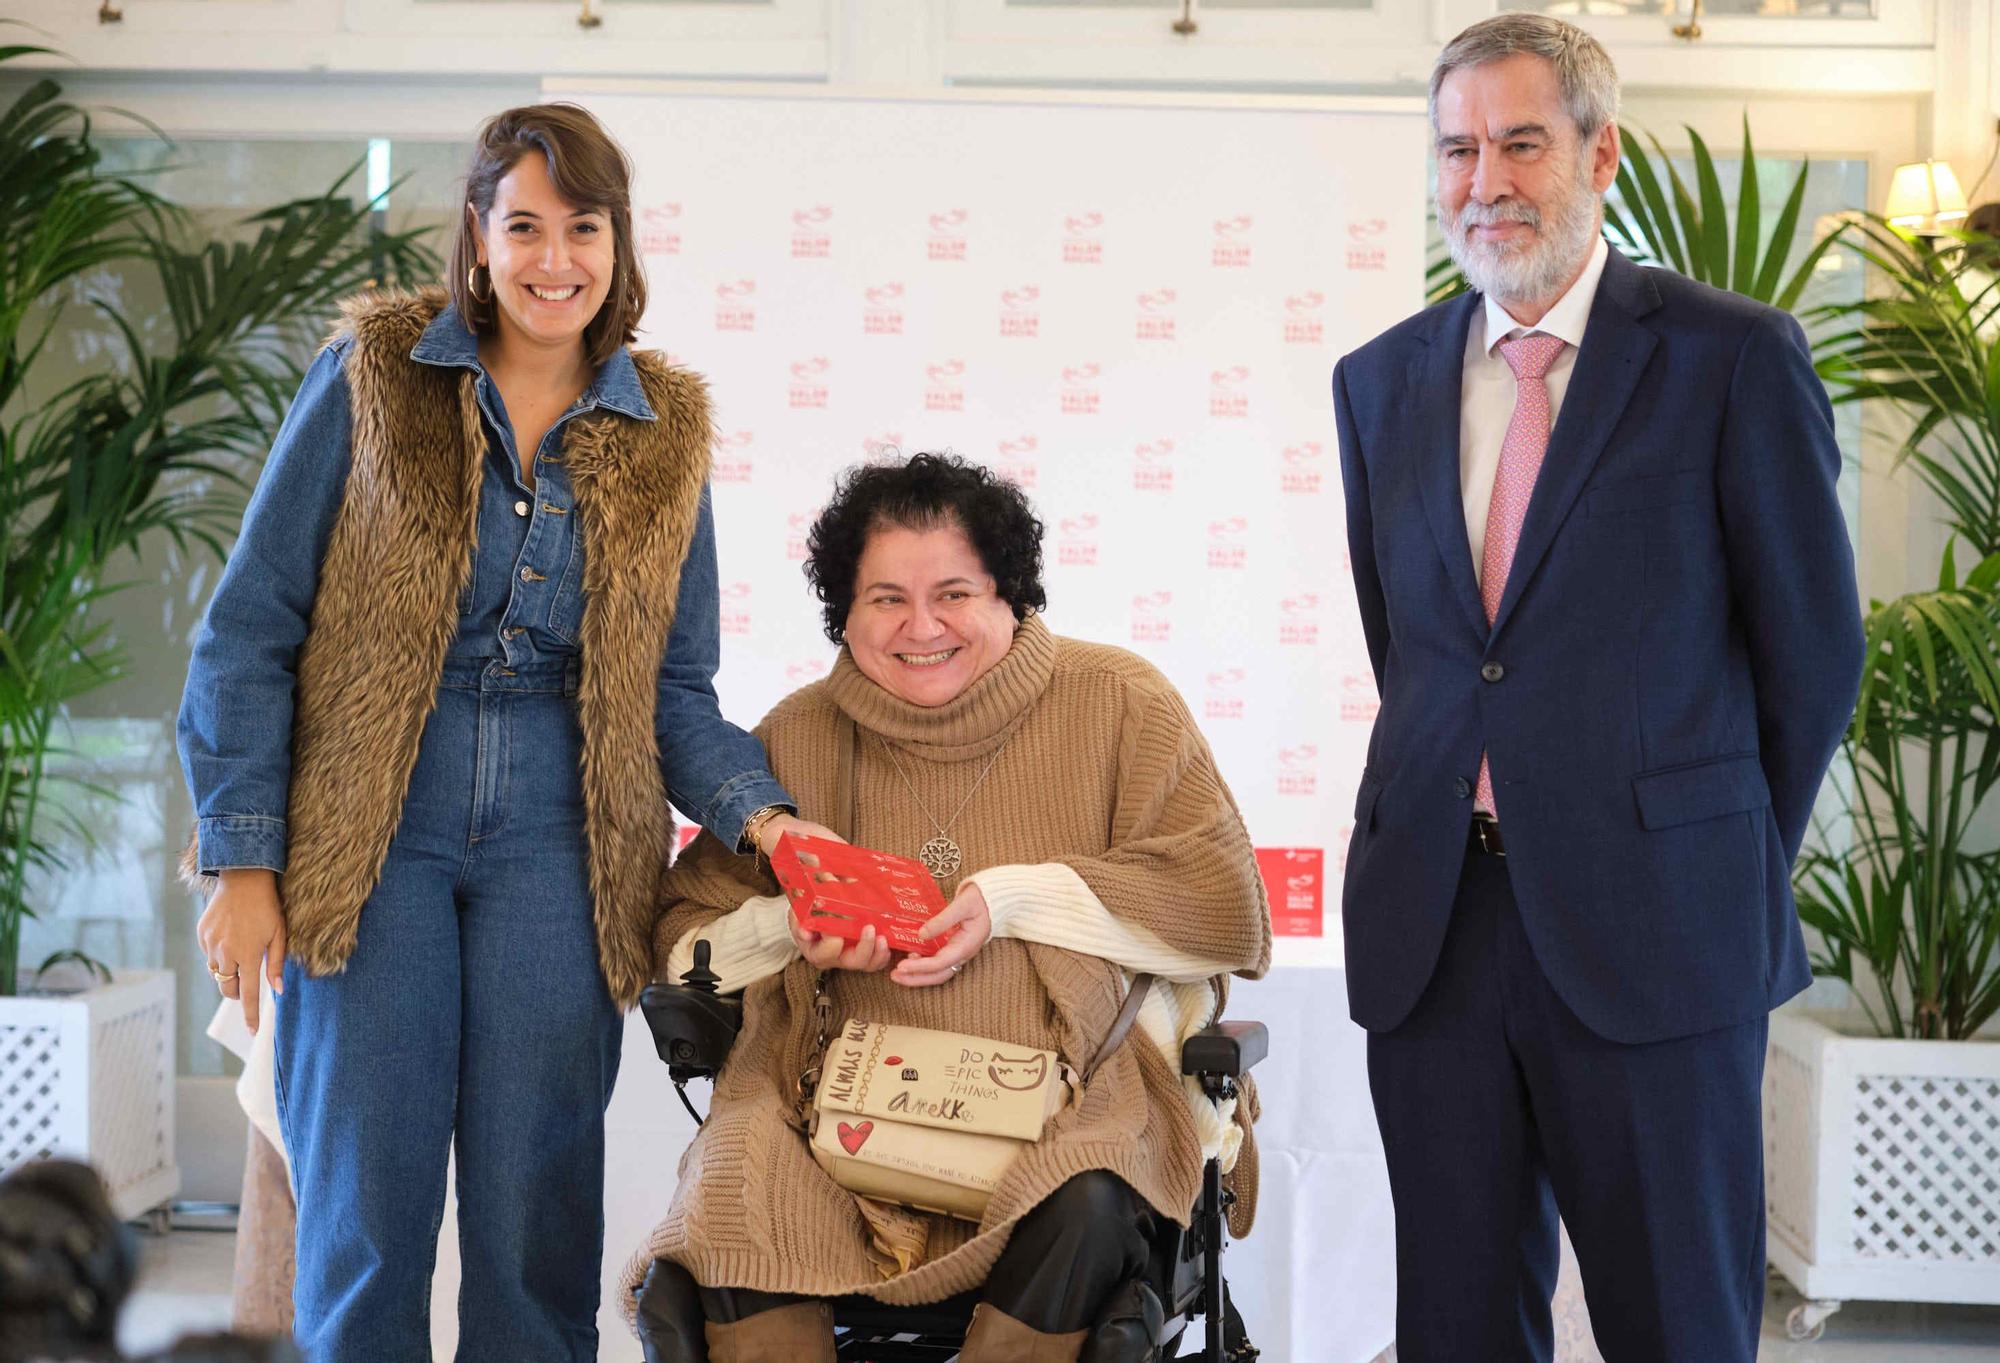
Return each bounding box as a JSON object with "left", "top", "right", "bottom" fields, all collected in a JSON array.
[{"left": 739, "top": 804, "right": 789, "bottom": 857}]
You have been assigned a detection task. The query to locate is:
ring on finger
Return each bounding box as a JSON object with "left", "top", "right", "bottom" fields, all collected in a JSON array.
[{"left": 208, "top": 963, "right": 239, "bottom": 982}]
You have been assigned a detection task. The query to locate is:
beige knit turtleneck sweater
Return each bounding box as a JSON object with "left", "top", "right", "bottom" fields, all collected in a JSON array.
[{"left": 622, "top": 616, "right": 1272, "bottom": 1313}]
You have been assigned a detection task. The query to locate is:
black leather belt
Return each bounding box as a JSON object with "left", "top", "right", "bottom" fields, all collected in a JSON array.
[{"left": 1470, "top": 815, "right": 1506, "bottom": 857}]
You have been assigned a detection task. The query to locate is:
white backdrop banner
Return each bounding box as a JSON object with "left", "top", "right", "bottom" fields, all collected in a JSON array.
[{"left": 576, "top": 82, "right": 1426, "bottom": 966}]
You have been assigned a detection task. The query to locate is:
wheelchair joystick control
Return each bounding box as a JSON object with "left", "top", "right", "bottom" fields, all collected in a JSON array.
[{"left": 681, "top": 940, "right": 721, "bottom": 993}]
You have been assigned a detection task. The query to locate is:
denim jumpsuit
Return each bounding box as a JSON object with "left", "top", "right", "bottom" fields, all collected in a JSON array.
[{"left": 177, "top": 307, "right": 791, "bottom": 1363}]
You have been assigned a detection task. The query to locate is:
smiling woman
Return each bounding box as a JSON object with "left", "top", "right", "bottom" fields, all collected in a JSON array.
[
  {"left": 631, "top": 452, "right": 1272, "bottom": 1362},
  {"left": 175, "top": 100, "right": 837, "bottom": 1363}
]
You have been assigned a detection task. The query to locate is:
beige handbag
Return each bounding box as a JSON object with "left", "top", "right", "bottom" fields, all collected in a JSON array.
[
  {"left": 799, "top": 715, "right": 1155, "bottom": 1221},
  {"left": 806, "top": 982, "right": 1154, "bottom": 1221}
]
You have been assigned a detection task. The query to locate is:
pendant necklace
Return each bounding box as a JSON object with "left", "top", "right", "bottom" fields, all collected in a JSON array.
[{"left": 877, "top": 734, "right": 1013, "bottom": 881}]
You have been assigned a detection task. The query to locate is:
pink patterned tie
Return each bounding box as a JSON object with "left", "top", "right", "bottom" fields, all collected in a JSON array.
[{"left": 1475, "top": 331, "right": 1567, "bottom": 816}]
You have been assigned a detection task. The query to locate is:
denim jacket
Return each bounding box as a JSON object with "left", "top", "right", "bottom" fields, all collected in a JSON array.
[{"left": 177, "top": 306, "right": 791, "bottom": 873}]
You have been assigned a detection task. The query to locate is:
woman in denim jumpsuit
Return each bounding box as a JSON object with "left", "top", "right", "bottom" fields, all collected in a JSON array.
[{"left": 176, "top": 106, "right": 827, "bottom": 1363}]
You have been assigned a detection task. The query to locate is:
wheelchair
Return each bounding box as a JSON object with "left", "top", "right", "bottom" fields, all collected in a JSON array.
[{"left": 633, "top": 942, "right": 1268, "bottom": 1362}]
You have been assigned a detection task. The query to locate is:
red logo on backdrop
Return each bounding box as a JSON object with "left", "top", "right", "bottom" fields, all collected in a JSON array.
[
  {"left": 1346, "top": 217, "right": 1389, "bottom": 272},
  {"left": 1334, "top": 822, "right": 1354, "bottom": 874},
  {"left": 675, "top": 824, "right": 701, "bottom": 853},
  {"left": 1058, "top": 514, "right": 1100, "bottom": 567},
  {"left": 714, "top": 279, "right": 756, "bottom": 333},
  {"left": 1280, "top": 593, "right": 1321, "bottom": 647},
  {"left": 788, "top": 356, "right": 829, "bottom": 410},
  {"left": 862, "top": 282, "right": 907, "bottom": 336},
  {"left": 786, "top": 657, "right": 830, "bottom": 684},
  {"left": 791, "top": 205, "right": 833, "bottom": 260},
  {"left": 1060, "top": 363, "right": 1102, "bottom": 416},
  {"left": 1206, "top": 517, "right": 1248, "bottom": 570},
  {"left": 1284, "top": 291, "right": 1326, "bottom": 346},
  {"left": 997, "top": 436, "right": 1039, "bottom": 491},
  {"left": 1281, "top": 442, "right": 1324, "bottom": 495},
  {"left": 1204, "top": 668, "right": 1246, "bottom": 721},
  {"left": 862, "top": 432, "right": 904, "bottom": 461},
  {"left": 786, "top": 511, "right": 815, "bottom": 562},
  {"left": 1131, "top": 591, "right": 1173, "bottom": 644},
  {"left": 925, "top": 360, "right": 966, "bottom": 413},
  {"left": 640, "top": 203, "right": 682, "bottom": 256},
  {"left": 1212, "top": 215, "right": 1253, "bottom": 269},
  {"left": 1277, "top": 745, "right": 1319, "bottom": 798},
  {"left": 1341, "top": 672, "right": 1380, "bottom": 723},
  {"left": 929, "top": 209, "right": 968, "bottom": 262},
  {"left": 1209, "top": 367, "right": 1250, "bottom": 420},
  {"left": 720, "top": 581, "right": 752, "bottom": 636},
  {"left": 1256, "top": 848, "right": 1324, "bottom": 937},
  {"left": 1063, "top": 212, "right": 1104, "bottom": 265},
  {"left": 713, "top": 429, "right": 754, "bottom": 484},
  {"left": 1132, "top": 438, "right": 1175, "bottom": 493},
  {"left": 1000, "top": 286, "right": 1041, "bottom": 339},
  {"left": 1135, "top": 288, "right": 1177, "bottom": 342}
]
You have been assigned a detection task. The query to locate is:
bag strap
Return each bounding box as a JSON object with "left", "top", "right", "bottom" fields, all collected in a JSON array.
[
  {"left": 835, "top": 713, "right": 858, "bottom": 842},
  {"left": 1082, "top": 973, "right": 1157, "bottom": 1085},
  {"left": 798, "top": 714, "right": 860, "bottom": 1124}
]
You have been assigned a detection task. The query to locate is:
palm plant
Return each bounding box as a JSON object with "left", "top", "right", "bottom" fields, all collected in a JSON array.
[
  {"left": 1791, "top": 221, "right": 2000, "bottom": 1039},
  {"left": 1604, "top": 118, "right": 1847, "bottom": 310},
  {"left": 1793, "top": 545, "right": 2000, "bottom": 1039},
  {"left": 0, "top": 47, "right": 437, "bottom": 993}
]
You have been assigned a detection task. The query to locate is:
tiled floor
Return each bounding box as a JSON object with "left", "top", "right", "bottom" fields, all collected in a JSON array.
[{"left": 129, "top": 1229, "right": 2000, "bottom": 1361}]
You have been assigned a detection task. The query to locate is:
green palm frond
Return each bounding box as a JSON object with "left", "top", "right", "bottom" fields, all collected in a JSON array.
[
  {"left": 0, "top": 46, "right": 438, "bottom": 992},
  {"left": 1605, "top": 117, "right": 1848, "bottom": 309}
]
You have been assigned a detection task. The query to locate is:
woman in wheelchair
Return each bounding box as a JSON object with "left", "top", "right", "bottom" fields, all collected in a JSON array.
[{"left": 623, "top": 453, "right": 1272, "bottom": 1363}]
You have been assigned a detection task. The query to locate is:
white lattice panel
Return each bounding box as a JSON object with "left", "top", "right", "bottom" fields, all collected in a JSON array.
[
  {"left": 90, "top": 999, "right": 174, "bottom": 1210},
  {"left": 0, "top": 971, "right": 178, "bottom": 1219},
  {"left": 1849, "top": 1074, "right": 2000, "bottom": 1262},
  {"left": 1765, "top": 1011, "right": 2000, "bottom": 1307},
  {"left": 0, "top": 1020, "right": 65, "bottom": 1166}
]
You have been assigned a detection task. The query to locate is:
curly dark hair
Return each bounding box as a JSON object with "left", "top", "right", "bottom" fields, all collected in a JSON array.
[
  {"left": 0, "top": 1158, "right": 135, "bottom": 1361},
  {"left": 805, "top": 452, "right": 1047, "bottom": 645}
]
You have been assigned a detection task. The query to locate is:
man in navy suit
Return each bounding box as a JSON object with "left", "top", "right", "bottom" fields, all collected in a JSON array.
[{"left": 1333, "top": 14, "right": 1862, "bottom": 1361}]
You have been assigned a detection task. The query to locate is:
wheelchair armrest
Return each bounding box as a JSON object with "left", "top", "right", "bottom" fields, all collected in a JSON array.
[
  {"left": 638, "top": 980, "right": 743, "bottom": 1082},
  {"left": 1179, "top": 1020, "right": 1268, "bottom": 1079}
]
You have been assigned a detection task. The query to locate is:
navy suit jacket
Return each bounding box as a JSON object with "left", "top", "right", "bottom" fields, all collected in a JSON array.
[{"left": 1333, "top": 248, "right": 1864, "bottom": 1045}]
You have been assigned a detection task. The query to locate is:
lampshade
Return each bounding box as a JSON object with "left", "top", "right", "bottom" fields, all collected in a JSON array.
[{"left": 1885, "top": 160, "right": 1970, "bottom": 232}]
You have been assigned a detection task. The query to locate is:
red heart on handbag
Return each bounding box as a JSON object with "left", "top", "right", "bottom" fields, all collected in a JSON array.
[
  {"left": 838, "top": 1120, "right": 873, "bottom": 1155},
  {"left": 883, "top": 1055, "right": 902, "bottom": 1066}
]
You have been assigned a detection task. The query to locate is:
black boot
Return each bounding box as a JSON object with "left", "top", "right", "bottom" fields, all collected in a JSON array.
[{"left": 1081, "top": 1279, "right": 1165, "bottom": 1363}]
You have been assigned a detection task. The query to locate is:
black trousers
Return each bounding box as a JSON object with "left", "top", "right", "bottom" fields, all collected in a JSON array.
[
  {"left": 695, "top": 1170, "right": 1156, "bottom": 1333},
  {"left": 1366, "top": 833, "right": 1768, "bottom": 1363}
]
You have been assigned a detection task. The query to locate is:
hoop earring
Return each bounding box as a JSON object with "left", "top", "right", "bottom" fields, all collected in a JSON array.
[{"left": 467, "top": 263, "right": 493, "bottom": 304}]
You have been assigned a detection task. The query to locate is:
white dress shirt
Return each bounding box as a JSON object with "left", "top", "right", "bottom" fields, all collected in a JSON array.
[
  {"left": 1459, "top": 235, "right": 1609, "bottom": 814},
  {"left": 1459, "top": 234, "right": 1610, "bottom": 582}
]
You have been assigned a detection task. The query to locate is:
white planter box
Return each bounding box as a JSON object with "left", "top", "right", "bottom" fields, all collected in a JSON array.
[
  {"left": 1765, "top": 1008, "right": 2000, "bottom": 1319},
  {"left": 0, "top": 968, "right": 181, "bottom": 1220}
]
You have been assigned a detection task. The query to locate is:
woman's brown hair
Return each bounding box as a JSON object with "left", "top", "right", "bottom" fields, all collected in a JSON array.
[{"left": 448, "top": 103, "right": 647, "bottom": 369}]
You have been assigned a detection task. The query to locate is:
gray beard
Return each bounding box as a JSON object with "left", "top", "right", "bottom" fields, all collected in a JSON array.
[{"left": 1441, "top": 169, "right": 1603, "bottom": 310}]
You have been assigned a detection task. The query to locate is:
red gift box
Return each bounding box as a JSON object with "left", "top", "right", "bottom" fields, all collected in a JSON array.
[{"left": 771, "top": 832, "right": 946, "bottom": 956}]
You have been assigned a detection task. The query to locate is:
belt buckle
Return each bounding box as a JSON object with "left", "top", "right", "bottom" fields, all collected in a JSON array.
[{"left": 1473, "top": 817, "right": 1505, "bottom": 857}]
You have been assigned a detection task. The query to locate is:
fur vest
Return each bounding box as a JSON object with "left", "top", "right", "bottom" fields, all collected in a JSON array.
[{"left": 268, "top": 289, "right": 708, "bottom": 1006}]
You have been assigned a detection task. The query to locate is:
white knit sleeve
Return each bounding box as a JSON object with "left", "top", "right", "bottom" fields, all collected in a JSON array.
[
  {"left": 662, "top": 894, "right": 798, "bottom": 996},
  {"left": 964, "top": 862, "right": 1239, "bottom": 983}
]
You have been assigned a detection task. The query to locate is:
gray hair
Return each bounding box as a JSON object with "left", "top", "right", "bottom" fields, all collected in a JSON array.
[{"left": 1430, "top": 14, "right": 1620, "bottom": 141}]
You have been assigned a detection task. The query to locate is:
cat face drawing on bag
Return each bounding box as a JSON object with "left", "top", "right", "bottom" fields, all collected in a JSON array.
[{"left": 987, "top": 1052, "right": 1050, "bottom": 1092}]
